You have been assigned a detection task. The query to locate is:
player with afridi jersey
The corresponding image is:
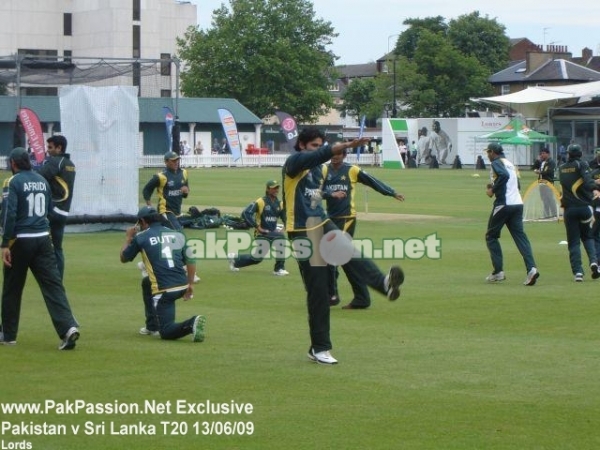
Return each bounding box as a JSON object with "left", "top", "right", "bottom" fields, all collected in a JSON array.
[
  {"left": 282, "top": 128, "right": 404, "bottom": 365},
  {"left": 0, "top": 147, "right": 80, "bottom": 350},
  {"left": 323, "top": 149, "right": 404, "bottom": 309},
  {"left": 142, "top": 151, "right": 189, "bottom": 230},
  {"left": 228, "top": 180, "right": 288, "bottom": 276}
]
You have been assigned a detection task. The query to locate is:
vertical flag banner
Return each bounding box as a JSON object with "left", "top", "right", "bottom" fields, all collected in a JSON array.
[
  {"left": 18, "top": 107, "right": 45, "bottom": 163},
  {"left": 162, "top": 106, "right": 174, "bottom": 152},
  {"left": 217, "top": 108, "right": 242, "bottom": 161},
  {"left": 356, "top": 115, "right": 366, "bottom": 161},
  {"left": 275, "top": 110, "right": 298, "bottom": 148}
]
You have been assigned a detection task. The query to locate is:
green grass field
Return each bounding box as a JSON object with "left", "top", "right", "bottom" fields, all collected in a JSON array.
[{"left": 2, "top": 166, "right": 600, "bottom": 450}]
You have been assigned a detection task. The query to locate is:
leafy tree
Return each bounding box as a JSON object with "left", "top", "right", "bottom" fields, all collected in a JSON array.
[
  {"left": 395, "top": 16, "right": 447, "bottom": 60},
  {"left": 447, "top": 11, "right": 510, "bottom": 74},
  {"left": 393, "top": 31, "right": 491, "bottom": 117},
  {"left": 176, "top": 0, "right": 337, "bottom": 122},
  {"left": 337, "top": 78, "right": 378, "bottom": 122},
  {"left": 385, "top": 13, "right": 505, "bottom": 117}
]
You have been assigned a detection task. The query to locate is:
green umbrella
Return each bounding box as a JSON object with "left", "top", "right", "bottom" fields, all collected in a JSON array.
[{"left": 478, "top": 118, "right": 556, "bottom": 145}]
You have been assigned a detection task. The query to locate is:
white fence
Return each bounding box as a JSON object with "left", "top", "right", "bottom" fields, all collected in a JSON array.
[
  {"left": 139, "top": 153, "right": 380, "bottom": 168},
  {"left": 0, "top": 153, "right": 380, "bottom": 171}
]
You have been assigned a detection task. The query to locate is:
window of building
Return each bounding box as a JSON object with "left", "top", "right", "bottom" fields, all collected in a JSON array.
[
  {"left": 18, "top": 49, "right": 58, "bottom": 57},
  {"left": 133, "top": 0, "right": 141, "bottom": 21},
  {"left": 64, "top": 13, "right": 72, "bottom": 36},
  {"left": 160, "top": 53, "right": 171, "bottom": 76},
  {"left": 20, "top": 86, "right": 58, "bottom": 96},
  {"left": 161, "top": 90, "right": 171, "bottom": 98},
  {"left": 132, "top": 25, "right": 140, "bottom": 58},
  {"left": 63, "top": 50, "right": 72, "bottom": 64},
  {"left": 328, "top": 81, "right": 340, "bottom": 92},
  {"left": 133, "top": 62, "right": 141, "bottom": 94},
  {"left": 501, "top": 84, "right": 510, "bottom": 95},
  {"left": 574, "top": 121, "right": 595, "bottom": 158}
]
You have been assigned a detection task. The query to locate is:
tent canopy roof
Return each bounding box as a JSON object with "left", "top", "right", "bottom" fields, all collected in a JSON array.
[{"left": 472, "top": 80, "right": 600, "bottom": 118}]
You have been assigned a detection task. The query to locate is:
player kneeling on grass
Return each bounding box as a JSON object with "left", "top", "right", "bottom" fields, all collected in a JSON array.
[{"left": 120, "top": 206, "right": 206, "bottom": 342}]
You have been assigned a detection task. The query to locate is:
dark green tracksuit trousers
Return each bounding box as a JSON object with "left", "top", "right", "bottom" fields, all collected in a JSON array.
[
  {"left": 1, "top": 236, "right": 78, "bottom": 342},
  {"left": 290, "top": 220, "right": 387, "bottom": 353}
]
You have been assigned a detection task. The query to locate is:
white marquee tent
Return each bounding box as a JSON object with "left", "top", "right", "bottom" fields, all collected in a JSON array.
[{"left": 472, "top": 80, "right": 600, "bottom": 119}]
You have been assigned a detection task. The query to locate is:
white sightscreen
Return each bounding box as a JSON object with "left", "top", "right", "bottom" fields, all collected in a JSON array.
[{"left": 59, "top": 85, "right": 139, "bottom": 226}]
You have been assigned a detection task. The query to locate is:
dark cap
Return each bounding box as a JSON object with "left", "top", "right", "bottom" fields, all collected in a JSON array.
[
  {"left": 137, "top": 206, "right": 158, "bottom": 220},
  {"left": 266, "top": 180, "right": 280, "bottom": 189},
  {"left": 164, "top": 151, "right": 180, "bottom": 160},
  {"left": 9, "top": 147, "right": 29, "bottom": 163},
  {"left": 567, "top": 144, "right": 582, "bottom": 157},
  {"left": 539, "top": 147, "right": 550, "bottom": 154},
  {"left": 486, "top": 143, "right": 504, "bottom": 154}
]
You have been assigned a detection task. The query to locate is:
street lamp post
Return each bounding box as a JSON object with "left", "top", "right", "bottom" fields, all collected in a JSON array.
[
  {"left": 387, "top": 34, "right": 399, "bottom": 119},
  {"left": 392, "top": 58, "right": 397, "bottom": 118}
]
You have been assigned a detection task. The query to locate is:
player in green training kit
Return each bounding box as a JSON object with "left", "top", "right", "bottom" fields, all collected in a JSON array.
[
  {"left": 120, "top": 206, "right": 206, "bottom": 342},
  {"left": 228, "top": 180, "right": 288, "bottom": 276},
  {"left": 283, "top": 128, "right": 404, "bottom": 365},
  {"left": 37, "top": 135, "right": 76, "bottom": 280},
  {"left": 323, "top": 149, "right": 405, "bottom": 308},
  {"left": 141, "top": 150, "right": 198, "bottom": 313},
  {"left": 142, "top": 151, "right": 189, "bottom": 231},
  {"left": 0, "top": 147, "right": 80, "bottom": 350}
]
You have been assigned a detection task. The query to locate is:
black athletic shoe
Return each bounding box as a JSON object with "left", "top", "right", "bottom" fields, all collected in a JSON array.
[
  {"left": 591, "top": 263, "right": 600, "bottom": 280},
  {"left": 385, "top": 266, "right": 404, "bottom": 300}
]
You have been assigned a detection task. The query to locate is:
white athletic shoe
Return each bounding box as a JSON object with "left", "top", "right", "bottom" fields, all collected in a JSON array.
[
  {"left": 58, "top": 327, "right": 80, "bottom": 350},
  {"left": 193, "top": 273, "right": 201, "bottom": 283},
  {"left": 137, "top": 261, "right": 148, "bottom": 278},
  {"left": 139, "top": 327, "right": 159, "bottom": 336},
  {"left": 0, "top": 330, "right": 16, "bottom": 346},
  {"left": 307, "top": 348, "right": 338, "bottom": 365},
  {"left": 523, "top": 267, "right": 540, "bottom": 286},
  {"left": 273, "top": 269, "right": 289, "bottom": 276},
  {"left": 227, "top": 253, "right": 239, "bottom": 272},
  {"left": 575, "top": 273, "right": 584, "bottom": 282},
  {"left": 486, "top": 271, "right": 506, "bottom": 282}
]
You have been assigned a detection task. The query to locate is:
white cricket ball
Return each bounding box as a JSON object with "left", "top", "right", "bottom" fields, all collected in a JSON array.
[{"left": 319, "top": 229, "right": 355, "bottom": 265}]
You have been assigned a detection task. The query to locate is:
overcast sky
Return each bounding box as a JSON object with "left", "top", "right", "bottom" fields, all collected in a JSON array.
[{"left": 186, "top": 0, "right": 599, "bottom": 65}]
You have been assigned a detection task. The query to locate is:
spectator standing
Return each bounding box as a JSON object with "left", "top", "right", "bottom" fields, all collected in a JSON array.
[
  {"left": 398, "top": 140, "right": 408, "bottom": 165},
  {"left": 534, "top": 148, "right": 557, "bottom": 218}
]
